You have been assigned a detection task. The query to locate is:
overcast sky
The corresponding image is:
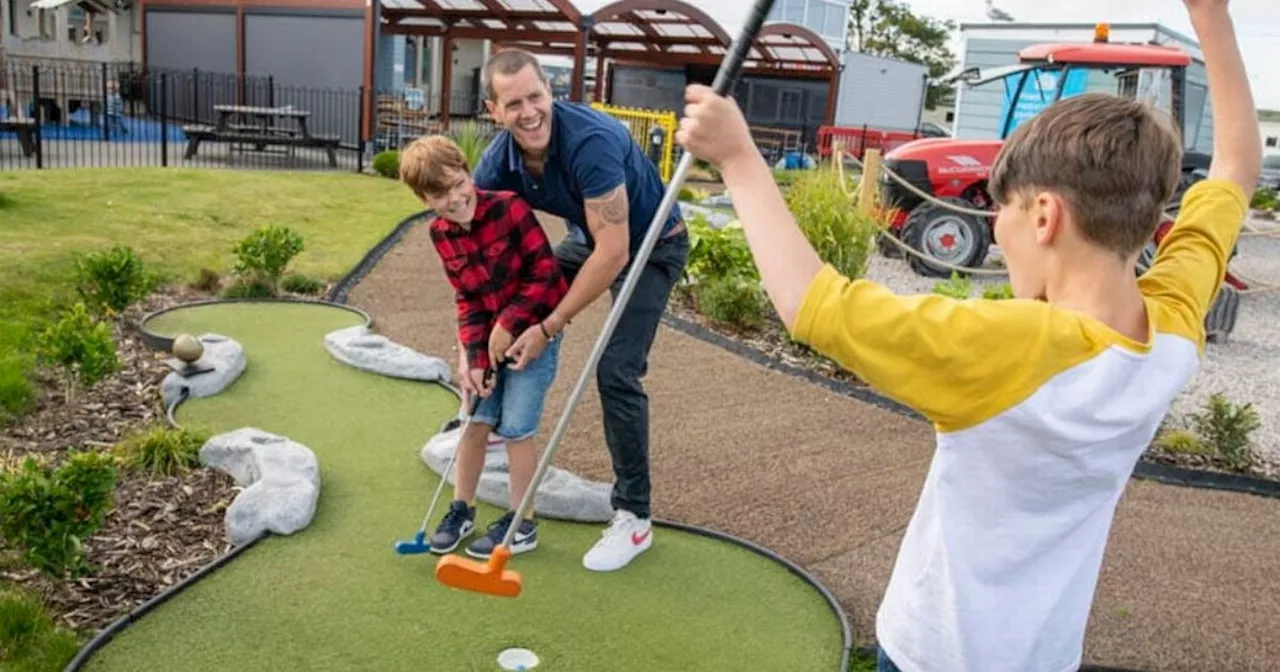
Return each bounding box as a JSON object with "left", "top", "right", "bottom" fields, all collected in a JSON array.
[{"left": 568, "top": 0, "right": 1280, "bottom": 109}]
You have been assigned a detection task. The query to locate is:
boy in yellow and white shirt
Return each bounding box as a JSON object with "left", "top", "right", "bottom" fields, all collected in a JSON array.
[{"left": 674, "top": 1, "right": 1261, "bottom": 670}]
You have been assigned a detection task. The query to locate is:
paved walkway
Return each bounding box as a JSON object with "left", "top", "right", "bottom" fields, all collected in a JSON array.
[{"left": 346, "top": 214, "right": 1280, "bottom": 672}]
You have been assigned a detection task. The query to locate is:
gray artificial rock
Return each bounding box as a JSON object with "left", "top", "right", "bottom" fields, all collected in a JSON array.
[
  {"left": 419, "top": 419, "right": 613, "bottom": 523},
  {"left": 200, "top": 428, "right": 321, "bottom": 546},
  {"left": 324, "top": 325, "right": 452, "bottom": 384},
  {"left": 159, "top": 334, "right": 245, "bottom": 408}
]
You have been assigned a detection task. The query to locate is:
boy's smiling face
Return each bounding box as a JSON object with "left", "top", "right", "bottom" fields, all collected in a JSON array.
[{"left": 426, "top": 167, "right": 478, "bottom": 226}]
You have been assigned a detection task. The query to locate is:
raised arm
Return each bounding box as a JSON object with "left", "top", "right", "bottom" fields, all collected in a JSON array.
[
  {"left": 1190, "top": 0, "right": 1261, "bottom": 195},
  {"left": 1139, "top": 1, "right": 1260, "bottom": 336}
]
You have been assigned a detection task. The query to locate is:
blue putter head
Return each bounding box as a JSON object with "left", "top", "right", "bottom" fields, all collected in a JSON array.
[{"left": 394, "top": 530, "right": 430, "bottom": 555}]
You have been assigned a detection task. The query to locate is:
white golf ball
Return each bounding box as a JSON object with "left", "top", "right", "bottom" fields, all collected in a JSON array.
[{"left": 497, "top": 647, "right": 539, "bottom": 670}]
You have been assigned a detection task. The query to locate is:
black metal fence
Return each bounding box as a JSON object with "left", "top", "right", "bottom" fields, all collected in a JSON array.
[{"left": 0, "top": 58, "right": 496, "bottom": 172}]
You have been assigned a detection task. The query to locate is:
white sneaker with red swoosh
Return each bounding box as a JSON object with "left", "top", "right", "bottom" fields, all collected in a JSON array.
[{"left": 582, "top": 509, "right": 652, "bottom": 572}]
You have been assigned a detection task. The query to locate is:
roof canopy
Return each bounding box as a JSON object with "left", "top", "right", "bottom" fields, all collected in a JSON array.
[{"left": 1018, "top": 43, "right": 1192, "bottom": 68}]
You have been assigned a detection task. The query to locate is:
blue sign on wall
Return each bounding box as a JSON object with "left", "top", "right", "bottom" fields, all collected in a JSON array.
[{"left": 998, "top": 68, "right": 1089, "bottom": 137}]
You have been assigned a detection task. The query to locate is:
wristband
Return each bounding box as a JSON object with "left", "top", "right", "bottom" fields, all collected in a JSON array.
[{"left": 539, "top": 322, "right": 551, "bottom": 339}]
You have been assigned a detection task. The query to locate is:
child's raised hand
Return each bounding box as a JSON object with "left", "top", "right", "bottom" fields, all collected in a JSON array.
[
  {"left": 676, "top": 84, "right": 755, "bottom": 170},
  {"left": 1183, "top": 0, "right": 1229, "bottom": 12}
]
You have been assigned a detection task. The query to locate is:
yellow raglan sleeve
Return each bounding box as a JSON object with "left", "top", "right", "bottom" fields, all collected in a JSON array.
[
  {"left": 792, "top": 265, "right": 1104, "bottom": 433},
  {"left": 1138, "top": 179, "right": 1249, "bottom": 349}
]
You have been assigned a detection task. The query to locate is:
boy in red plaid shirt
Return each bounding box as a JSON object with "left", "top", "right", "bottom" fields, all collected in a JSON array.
[{"left": 399, "top": 135, "right": 569, "bottom": 559}]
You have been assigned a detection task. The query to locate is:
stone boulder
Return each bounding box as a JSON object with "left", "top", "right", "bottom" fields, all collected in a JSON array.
[
  {"left": 420, "top": 417, "right": 613, "bottom": 523},
  {"left": 324, "top": 325, "right": 452, "bottom": 383},
  {"left": 159, "top": 334, "right": 245, "bottom": 409},
  {"left": 200, "top": 428, "right": 321, "bottom": 546}
]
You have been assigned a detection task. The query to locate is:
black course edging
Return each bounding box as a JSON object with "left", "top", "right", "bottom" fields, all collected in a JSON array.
[
  {"left": 71, "top": 209, "right": 856, "bottom": 672},
  {"left": 659, "top": 312, "right": 1280, "bottom": 502}
]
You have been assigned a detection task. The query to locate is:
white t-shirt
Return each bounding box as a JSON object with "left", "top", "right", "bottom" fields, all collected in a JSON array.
[{"left": 792, "top": 179, "right": 1249, "bottom": 671}]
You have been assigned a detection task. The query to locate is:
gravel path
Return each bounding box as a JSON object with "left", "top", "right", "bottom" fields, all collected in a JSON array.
[{"left": 861, "top": 215, "right": 1280, "bottom": 469}]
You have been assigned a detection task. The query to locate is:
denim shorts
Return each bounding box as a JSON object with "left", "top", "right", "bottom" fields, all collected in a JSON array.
[{"left": 470, "top": 335, "right": 560, "bottom": 441}]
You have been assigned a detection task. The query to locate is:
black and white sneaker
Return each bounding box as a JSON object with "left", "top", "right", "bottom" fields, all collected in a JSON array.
[
  {"left": 429, "top": 500, "right": 475, "bottom": 554},
  {"left": 466, "top": 511, "right": 538, "bottom": 559}
]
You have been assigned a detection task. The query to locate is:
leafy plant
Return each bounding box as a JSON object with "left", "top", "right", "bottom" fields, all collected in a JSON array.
[
  {"left": 0, "top": 353, "right": 36, "bottom": 426},
  {"left": 1153, "top": 428, "right": 1210, "bottom": 455},
  {"left": 982, "top": 282, "right": 1015, "bottom": 300},
  {"left": 372, "top": 150, "right": 400, "bottom": 179},
  {"left": 1189, "top": 392, "right": 1262, "bottom": 472},
  {"left": 0, "top": 449, "right": 118, "bottom": 578},
  {"left": 932, "top": 272, "right": 973, "bottom": 299},
  {"left": 72, "top": 245, "right": 156, "bottom": 315},
  {"left": 115, "top": 425, "right": 210, "bottom": 477},
  {"left": 449, "top": 121, "right": 494, "bottom": 170},
  {"left": 0, "top": 586, "right": 82, "bottom": 671},
  {"left": 785, "top": 168, "right": 878, "bottom": 280},
  {"left": 695, "top": 275, "right": 767, "bottom": 329},
  {"left": 34, "top": 302, "right": 120, "bottom": 398},
  {"left": 685, "top": 215, "right": 759, "bottom": 286},
  {"left": 281, "top": 273, "right": 325, "bottom": 296},
  {"left": 232, "top": 224, "right": 305, "bottom": 293},
  {"left": 1250, "top": 186, "right": 1276, "bottom": 211},
  {"left": 190, "top": 267, "right": 222, "bottom": 293}
]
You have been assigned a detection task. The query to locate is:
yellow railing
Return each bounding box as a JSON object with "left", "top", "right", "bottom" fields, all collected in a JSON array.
[{"left": 590, "top": 102, "right": 677, "bottom": 182}]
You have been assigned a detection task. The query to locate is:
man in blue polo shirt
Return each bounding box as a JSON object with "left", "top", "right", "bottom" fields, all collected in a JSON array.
[{"left": 472, "top": 48, "right": 688, "bottom": 573}]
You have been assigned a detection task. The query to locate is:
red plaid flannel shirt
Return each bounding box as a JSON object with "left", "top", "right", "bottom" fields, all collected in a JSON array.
[{"left": 429, "top": 190, "right": 569, "bottom": 371}]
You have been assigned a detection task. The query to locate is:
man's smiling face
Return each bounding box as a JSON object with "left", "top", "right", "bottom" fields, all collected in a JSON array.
[{"left": 485, "top": 62, "right": 553, "bottom": 156}]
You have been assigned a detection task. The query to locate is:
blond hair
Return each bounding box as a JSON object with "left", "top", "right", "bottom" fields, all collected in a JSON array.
[
  {"left": 989, "top": 92, "right": 1184, "bottom": 257},
  {"left": 398, "top": 135, "right": 469, "bottom": 200}
]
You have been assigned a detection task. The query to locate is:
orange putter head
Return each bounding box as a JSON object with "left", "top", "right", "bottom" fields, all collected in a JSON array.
[{"left": 435, "top": 546, "right": 524, "bottom": 598}]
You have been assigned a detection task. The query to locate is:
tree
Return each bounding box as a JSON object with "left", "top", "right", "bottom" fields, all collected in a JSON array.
[{"left": 848, "top": 0, "right": 958, "bottom": 109}]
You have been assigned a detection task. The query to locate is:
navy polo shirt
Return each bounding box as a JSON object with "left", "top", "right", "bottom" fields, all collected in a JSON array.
[{"left": 472, "top": 100, "right": 681, "bottom": 254}]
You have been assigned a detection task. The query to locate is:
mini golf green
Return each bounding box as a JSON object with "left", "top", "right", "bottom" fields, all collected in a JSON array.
[{"left": 80, "top": 300, "right": 846, "bottom": 671}]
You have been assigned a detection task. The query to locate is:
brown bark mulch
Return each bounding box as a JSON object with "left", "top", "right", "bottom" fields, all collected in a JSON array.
[{"left": 345, "top": 214, "right": 1280, "bottom": 672}]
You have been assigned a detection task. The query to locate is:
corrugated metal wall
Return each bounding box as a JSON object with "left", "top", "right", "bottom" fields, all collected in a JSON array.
[{"left": 834, "top": 50, "right": 926, "bottom": 131}]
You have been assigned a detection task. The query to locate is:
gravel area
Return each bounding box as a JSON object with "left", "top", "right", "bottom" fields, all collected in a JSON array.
[{"left": 862, "top": 215, "right": 1280, "bottom": 470}]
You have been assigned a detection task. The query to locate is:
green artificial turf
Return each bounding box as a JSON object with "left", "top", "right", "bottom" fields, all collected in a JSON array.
[{"left": 81, "top": 301, "right": 845, "bottom": 671}]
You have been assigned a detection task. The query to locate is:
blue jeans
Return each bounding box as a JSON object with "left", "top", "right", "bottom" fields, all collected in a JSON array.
[
  {"left": 470, "top": 335, "right": 560, "bottom": 441},
  {"left": 877, "top": 645, "right": 903, "bottom": 672}
]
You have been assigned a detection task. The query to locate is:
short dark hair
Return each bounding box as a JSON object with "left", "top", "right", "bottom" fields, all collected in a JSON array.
[
  {"left": 482, "top": 47, "right": 548, "bottom": 101},
  {"left": 989, "top": 92, "right": 1184, "bottom": 257}
]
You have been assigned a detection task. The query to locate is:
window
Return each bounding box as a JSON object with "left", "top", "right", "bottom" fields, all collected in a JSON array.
[
  {"left": 780, "top": 89, "right": 803, "bottom": 120},
  {"left": 783, "top": 0, "right": 803, "bottom": 24},
  {"left": 7, "top": 0, "right": 16, "bottom": 36},
  {"left": 1268, "top": 137, "right": 1278, "bottom": 148}
]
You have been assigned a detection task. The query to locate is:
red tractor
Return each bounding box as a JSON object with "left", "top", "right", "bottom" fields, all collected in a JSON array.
[{"left": 880, "top": 26, "right": 1243, "bottom": 279}]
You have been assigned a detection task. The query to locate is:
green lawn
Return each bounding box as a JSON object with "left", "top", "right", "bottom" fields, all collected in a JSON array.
[
  {"left": 0, "top": 167, "right": 423, "bottom": 421},
  {"left": 78, "top": 301, "right": 846, "bottom": 671}
]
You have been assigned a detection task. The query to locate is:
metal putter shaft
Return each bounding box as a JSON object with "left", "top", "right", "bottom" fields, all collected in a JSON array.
[{"left": 434, "top": 0, "right": 779, "bottom": 597}]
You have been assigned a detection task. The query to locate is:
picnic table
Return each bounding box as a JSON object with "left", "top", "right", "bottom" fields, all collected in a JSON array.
[
  {"left": 182, "top": 104, "right": 340, "bottom": 167},
  {"left": 0, "top": 117, "right": 36, "bottom": 158}
]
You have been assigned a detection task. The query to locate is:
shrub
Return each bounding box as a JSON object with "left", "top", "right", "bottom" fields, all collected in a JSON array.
[
  {"left": 1189, "top": 392, "right": 1262, "bottom": 472},
  {"left": 449, "top": 121, "right": 493, "bottom": 170},
  {"left": 932, "top": 272, "right": 973, "bottom": 299},
  {"left": 685, "top": 215, "right": 758, "bottom": 285},
  {"left": 0, "top": 353, "right": 36, "bottom": 426},
  {"left": 34, "top": 302, "right": 120, "bottom": 395},
  {"left": 1251, "top": 186, "right": 1276, "bottom": 211},
  {"left": 232, "top": 224, "right": 305, "bottom": 292},
  {"left": 72, "top": 245, "right": 156, "bottom": 315},
  {"left": 190, "top": 267, "right": 222, "bottom": 293},
  {"left": 281, "top": 273, "right": 325, "bottom": 296},
  {"left": 372, "top": 150, "right": 400, "bottom": 179},
  {"left": 0, "top": 449, "right": 118, "bottom": 578},
  {"left": 220, "top": 277, "right": 276, "bottom": 299},
  {"left": 115, "top": 425, "right": 209, "bottom": 477},
  {"left": 696, "top": 275, "right": 767, "bottom": 329},
  {"left": 1153, "top": 428, "right": 1210, "bottom": 455},
  {"left": 785, "top": 168, "right": 878, "bottom": 279},
  {"left": 0, "top": 586, "right": 82, "bottom": 671},
  {"left": 982, "top": 282, "right": 1015, "bottom": 300}
]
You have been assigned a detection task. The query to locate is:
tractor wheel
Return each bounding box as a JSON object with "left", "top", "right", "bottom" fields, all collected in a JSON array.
[
  {"left": 901, "top": 198, "right": 992, "bottom": 278},
  {"left": 877, "top": 230, "right": 905, "bottom": 258}
]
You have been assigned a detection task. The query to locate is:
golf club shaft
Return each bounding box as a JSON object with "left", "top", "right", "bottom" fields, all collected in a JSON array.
[
  {"left": 498, "top": 0, "right": 777, "bottom": 550},
  {"left": 418, "top": 392, "right": 475, "bottom": 532}
]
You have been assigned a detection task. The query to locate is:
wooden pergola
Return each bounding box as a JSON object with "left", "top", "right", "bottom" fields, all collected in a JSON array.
[
  {"left": 378, "top": 0, "right": 842, "bottom": 127},
  {"left": 379, "top": 0, "right": 587, "bottom": 126}
]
